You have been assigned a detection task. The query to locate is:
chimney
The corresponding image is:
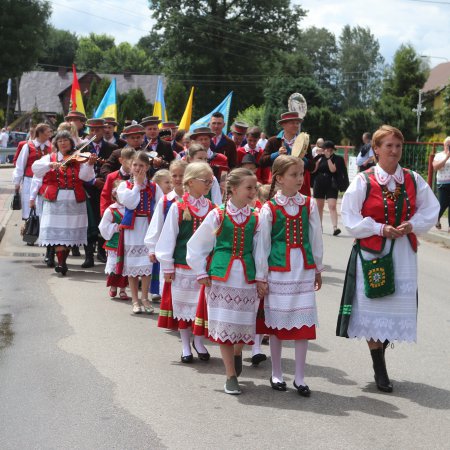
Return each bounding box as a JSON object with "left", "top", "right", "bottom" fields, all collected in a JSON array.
[
  {"left": 124, "top": 70, "right": 132, "bottom": 80},
  {"left": 58, "top": 66, "right": 68, "bottom": 77}
]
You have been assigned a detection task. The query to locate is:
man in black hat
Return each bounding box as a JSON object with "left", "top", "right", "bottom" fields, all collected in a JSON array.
[
  {"left": 81, "top": 118, "right": 117, "bottom": 267},
  {"left": 103, "top": 117, "right": 127, "bottom": 148},
  {"left": 65, "top": 111, "right": 88, "bottom": 139}
]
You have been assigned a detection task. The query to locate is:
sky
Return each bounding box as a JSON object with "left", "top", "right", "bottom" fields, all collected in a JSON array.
[{"left": 49, "top": 0, "right": 450, "bottom": 66}]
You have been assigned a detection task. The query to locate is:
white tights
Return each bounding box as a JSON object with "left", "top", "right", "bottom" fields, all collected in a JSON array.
[{"left": 180, "top": 329, "right": 208, "bottom": 356}]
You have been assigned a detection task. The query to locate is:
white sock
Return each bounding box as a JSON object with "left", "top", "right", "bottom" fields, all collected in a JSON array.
[
  {"left": 193, "top": 335, "right": 208, "bottom": 353},
  {"left": 180, "top": 329, "right": 192, "bottom": 357},
  {"left": 294, "top": 340, "right": 308, "bottom": 386},
  {"left": 252, "top": 334, "right": 263, "bottom": 356},
  {"left": 269, "top": 335, "right": 283, "bottom": 383}
]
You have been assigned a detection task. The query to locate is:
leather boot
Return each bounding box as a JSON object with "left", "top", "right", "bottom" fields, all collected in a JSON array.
[
  {"left": 370, "top": 348, "right": 393, "bottom": 393},
  {"left": 382, "top": 339, "right": 390, "bottom": 356},
  {"left": 71, "top": 246, "right": 81, "bottom": 257},
  {"left": 45, "top": 246, "right": 55, "bottom": 268},
  {"left": 96, "top": 238, "right": 107, "bottom": 263},
  {"left": 81, "top": 243, "right": 95, "bottom": 268},
  {"left": 55, "top": 248, "right": 68, "bottom": 276}
]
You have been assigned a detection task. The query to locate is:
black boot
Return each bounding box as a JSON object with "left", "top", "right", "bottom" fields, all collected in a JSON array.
[
  {"left": 370, "top": 348, "right": 393, "bottom": 393},
  {"left": 81, "top": 244, "right": 95, "bottom": 268},
  {"left": 382, "top": 339, "right": 390, "bottom": 356},
  {"left": 71, "top": 246, "right": 81, "bottom": 257},
  {"left": 96, "top": 238, "right": 107, "bottom": 263},
  {"left": 55, "top": 248, "right": 69, "bottom": 276},
  {"left": 46, "top": 246, "right": 55, "bottom": 268}
]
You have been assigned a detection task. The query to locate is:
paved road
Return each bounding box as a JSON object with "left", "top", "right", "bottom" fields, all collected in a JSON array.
[{"left": 0, "top": 201, "right": 449, "bottom": 449}]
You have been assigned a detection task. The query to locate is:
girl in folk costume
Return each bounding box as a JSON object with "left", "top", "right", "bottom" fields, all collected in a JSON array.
[
  {"left": 145, "top": 160, "right": 187, "bottom": 310},
  {"left": 116, "top": 151, "right": 163, "bottom": 315},
  {"left": 98, "top": 180, "right": 129, "bottom": 300},
  {"left": 186, "top": 143, "right": 223, "bottom": 205},
  {"left": 155, "top": 162, "right": 214, "bottom": 363},
  {"left": 187, "top": 168, "right": 262, "bottom": 395},
  {"left": 337, "top": 125, "right": 439, "bottom": 393},
  {"left": 149, "top": 169, "right": 173, "bottom": 300},
  {"left": 255, "top": 155, "right": 324, "bottom": 396},
  {"left": 31, "top": 131, "right": 96, "bottom": 275}
]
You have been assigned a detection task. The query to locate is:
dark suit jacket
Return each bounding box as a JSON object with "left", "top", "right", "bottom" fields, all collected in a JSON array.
[
  {"left": 260, "top": 136, "right": 282, "bottom": 168},
  {"left": 211, "top": 134, "right": 237, "bottom": 168},
  {"left": 100, "top": 148, "right": 122, "bottom": 178}
]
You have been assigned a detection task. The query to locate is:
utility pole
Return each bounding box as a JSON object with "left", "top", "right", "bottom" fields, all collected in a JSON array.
[{"left": 412, "top": 89, "right": 426, "bottom": 142}]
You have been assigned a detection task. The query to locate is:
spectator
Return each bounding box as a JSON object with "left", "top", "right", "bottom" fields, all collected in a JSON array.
[
  {"left": 312, "top": 138, "right": 324, "bottom": 158},
  {"left": 257, "top": 132, "right": 268, "bottom": 150},
  {"left": 432, "top": 136, "right": 450, "bottom": 231},
  {"left": 356, "top": 132, "right": 376, "bottom": 172}
]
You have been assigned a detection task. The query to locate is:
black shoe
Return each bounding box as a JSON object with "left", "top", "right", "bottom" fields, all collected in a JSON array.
[
  {"left": 54, "top": 263, "right": 68, "bottom": 276},
  {"left": 333, "top": 228, "right": 341, "bottom": 236},
  {"left": 370, "top": 348, "right": 393, "bottom": 393},
  {"left": 192, "top": 340, "right": 210, "bottom": 361},
  {"left": 96, "top": 252, "right": 107, "bottom": 263},
  {"left": 45, "top": 247, "right": 55, "bottom": 267},
  {"left": 293, "top": 381, "right": 311, "bottom": 397},
  {"left": 71, "top": 247, "right": 81, "bottom": 257},
  {"left": 234, "top": 354, "right": 243, "bottom": 377},
  {"left": 81, "top": 244, "right": 95, "bottom": 268},
  {"left": 181, "top": 354, "right": 194, "bottom": 364},
  {"left": 251, "top": 353, "right": 267, "bottom": 366},
  {"left": 270, "top": 377, "right": 287, "bottom": 391}
]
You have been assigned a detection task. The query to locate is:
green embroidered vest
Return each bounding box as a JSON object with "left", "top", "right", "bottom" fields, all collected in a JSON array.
[
  {"left": 173, "top": 197, "right": 212, "bottom": 268},
  {"left": 267, "top": 196, "right": 316, "bottom": 271},
  {"left": 105, "top": 208, "right": 123, "bottom": 250},
  {"left": 208, "top": 205, "right": 257, "bottom": 282}
]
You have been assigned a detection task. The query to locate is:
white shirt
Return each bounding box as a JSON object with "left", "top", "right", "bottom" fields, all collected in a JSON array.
[
  {"left": 116, "top": 179, "right": 163, "bottom": 211},
  {"left": 257, "top": 138, "right": 268, "bottom": 150},
  {"left": 13, "top": 139, "right": 51, "bottom": 185},
  {"left": 433, "top": 151, "right": 450, "bottom": 184},
  {"left": 0, "top": 131, "right": 9, "bottom": 147}
]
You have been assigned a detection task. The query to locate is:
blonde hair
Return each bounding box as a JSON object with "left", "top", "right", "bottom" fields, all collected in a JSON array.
[
  {"left": 120, "top": 146, "right": 136, "bottom": 159},
  {"left": 257, "top": 183, "right": 271, "bottom": 203},
  {"left": 57, "top": 121, "right": 78, "bottom": 138},
  {"left": 111, "top": 179, "right": 122, "bottom": 201},
  {"left": 187, "top": 143, "right": 207, "bottom": 162},
  {"left": 182, "top": 162, "right": 213, "bottom": 220},
  {"left": 224, "top": 168, "right": 256, "bottom": 201},
  {"left": 372, "top": 125, "right": 404, "bottom": 149},
  {"left": 169, "top": 159, "right": 188, "bottom": 172},
  {"left": 269, "top": 155, "right": 304, "bottom": 199},
  {"left": 152, "top": 169, "right": 170, "bottom": 185}
]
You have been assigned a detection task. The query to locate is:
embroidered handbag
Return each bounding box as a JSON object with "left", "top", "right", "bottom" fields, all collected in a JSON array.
[
  {"left": 358, "top": 241, "right": 395, "bottom": 299},
  {"left": 22, "top": 208, "right": 40, "bottom": 244},
  {"left": 11, "top": 192, "right": 21, "bottom": 210}
]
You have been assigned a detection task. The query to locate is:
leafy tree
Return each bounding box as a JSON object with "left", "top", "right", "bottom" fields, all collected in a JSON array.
[
  {"left": 302, "top": 106, "right": 341, "bottom": 144},
  {"left": 88, "top": 33, "right": 115, "bottom": 52},
  {"left": 39, "top": 27, "right": 79, "bottom": 69},
  {"left": 430, "top": 81, "right": 450, "bottom": 136},
  {"left": 75, "top": 37, "right": 105, "bottom": 71},
  {"left": 235, "top": 105, "right": 265, "bottom": 130},
  {"left": 165, "top": 80, "right": 189, "bottom": 122},
  {"left": 118, "top": 88, "right": 152, "bottom": 126},
  {"left": 101, "top": 43, "right": 153, "bottom": 73},
  {"left": 149, "top": 0, "right": 306, "bottom": 118},
  {"left": 341, "top": 108, "right": 379, "bottom": 148},
  {"left": 338, "top": 25, "right": 384, "bottom": 110},
  {"left": 137, "top": 32, "right": 164, "bottom": 72},
  {"left": 0, "top": 0, "right": 51, "bottom": 80},
  {"left": 84, "top": 78, "right": 111, "bottom": 117}
]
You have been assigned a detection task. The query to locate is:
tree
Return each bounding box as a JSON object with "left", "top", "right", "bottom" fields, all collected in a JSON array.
[
  {"left": 338, "top": 25, "right": 384, "bottom": 110},
  {"left": 137, "top": 32, "right": 163, "bottom": 72},
  {"left": 340, "top": 108, "right": 379, "bottom": 148},
  {"left": 149, "top": 0, "right": 306, "bottom": 118},
  {"left": 75, "top": 37, "right": 105, "bottom": 71},
  {"left": 302, "top": 106, "right": 341, "bottom": 144},
  {"left": 84, "top": 78, "right": 111, "bottom": 117},
  {"left": 101, "top": 43, "right": 153, "bottom": 74},
  {"left": 433, "top": 81, "right": 450, "bottom": 136},
  {"left": 39, "top": 27, "right": 79, "bottom": 69},
  {"left": 235, "top": 105, "right": 265, "bottom": 130},
  {"left": 0, "top": 0, "right": 51, "bottom": 80},
  {"left": 118, "top": 88, "right": 152, "bottom": 125},
  {"left": 165, "top": 80, "right": 189, "bottom": 122}
]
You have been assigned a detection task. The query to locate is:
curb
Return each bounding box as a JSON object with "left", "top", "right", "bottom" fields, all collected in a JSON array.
[
  {"left": 421, "top": 231, "right": 450, "bottom": 249},
  {"left": 0, "top": 206, "right": 13, "bottom": 244}
]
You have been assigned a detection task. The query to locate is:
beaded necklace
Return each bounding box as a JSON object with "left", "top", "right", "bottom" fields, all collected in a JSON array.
[{"left": 381, "top": 181, "right": 411, "bottom": 225}]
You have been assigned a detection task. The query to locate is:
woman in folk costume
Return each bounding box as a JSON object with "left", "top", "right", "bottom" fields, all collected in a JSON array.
[
  {"left": 98, "top": 180, "right": 129, "bottom": 300},
  {"left": 145, "top": 160, "right": 187, "bottom": 320},
  {"left": 255, "top": 155, "right": 324, "bottom": 397},
  {"left": 116, "top": 151, "right": 163, "bottom": 315},
  {"left": 155, "top": 162, "right": 214, "bottom": 363},
  {"left": 32, "top": 131, "right": 96, "bottom": 275},
  {"left": 337, "top": 125, "right": 439, "bottom": 393},
  {"left": 187, "top": 168, "right": 262, "bottom": 395}
]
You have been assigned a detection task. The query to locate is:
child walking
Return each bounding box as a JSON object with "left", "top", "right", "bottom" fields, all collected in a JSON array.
[
  {"left": 187, "top": 168, "right": 262, "bottom": 395},
  {"left": 255, "top": 155, "right": 323, "bottom": 396},
  {"left": 155, "top": 162, "right": 214, "bottom": 362},
  {"left": 98, "top": 180, "right": 129, "bottom": 300},
  {"left": 117, "top": 151, "right": 162, "bottom": 314}
]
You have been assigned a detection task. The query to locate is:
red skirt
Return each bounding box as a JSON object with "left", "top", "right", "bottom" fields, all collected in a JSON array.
[
  {"left": 106, "top": 273, "right": 128, "bottom": 288},
  {"left": 193, "top": 285, "right": 209, "bottom": 337},
  {"left": 157, "top": 281, "right": 193, "bottom": 331}
]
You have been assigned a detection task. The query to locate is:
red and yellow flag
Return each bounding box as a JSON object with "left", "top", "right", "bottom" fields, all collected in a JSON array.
[{"left": 69, "top": 64, "right": 86, "bottom": 115}]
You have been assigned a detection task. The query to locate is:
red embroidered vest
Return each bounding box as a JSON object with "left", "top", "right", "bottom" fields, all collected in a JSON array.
[
  {"left": 40, "top": 153, "right": 86, "bottom": 202},
  {"left": 360, "top": 168, "right": 417, "bottom": 253},
  {"left": 25, "top": 141, "right": 52, "bottom": 177}
]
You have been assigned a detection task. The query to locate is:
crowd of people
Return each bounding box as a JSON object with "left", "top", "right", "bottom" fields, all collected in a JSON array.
[{"left": 10, "top": 110, "right": 441, "bottom": 396}]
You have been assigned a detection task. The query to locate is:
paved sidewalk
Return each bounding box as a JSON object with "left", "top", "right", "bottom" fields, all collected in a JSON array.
[{"left": 0, "top": 167, "right": 15, "bottom": 242}]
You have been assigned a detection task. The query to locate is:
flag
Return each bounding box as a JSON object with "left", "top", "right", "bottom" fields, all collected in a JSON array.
[
  {"left": 178, "top": 87, "right": 194, "bottom": 131},
  {"left": 69, "top": 64, "right": 86, "bottom": 115},
  {"left": 190, "top": 91, "right": 233, "bottom": 134},
  {"left": 94, "top": 79, "right": 117, "bottom": 120},
  {"left": 153, "top": 77, "right": 167, "bottom": 127},
  {"left": 7, "top": 79, "right": 12, "bottom": 96}
]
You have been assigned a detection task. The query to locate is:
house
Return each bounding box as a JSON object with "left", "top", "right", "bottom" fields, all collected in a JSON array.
[{"left": 15, "top": 69, "right": 164, "bottom": 116}]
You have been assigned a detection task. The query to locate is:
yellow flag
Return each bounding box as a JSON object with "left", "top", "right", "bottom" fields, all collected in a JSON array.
[{"left": 178, "top": 87, "right": 194, "bottom": 131}]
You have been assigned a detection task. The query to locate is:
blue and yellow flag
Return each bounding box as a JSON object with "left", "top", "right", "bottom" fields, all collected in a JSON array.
[
  {"left": 190, "top": 91, "right": 233, "bottom": 134},
  {"left": 94, "top": 79, "right": 117, "bottom": 120},
  {"left": 153, "top": 78, "right": 167, "bottom": 127}
]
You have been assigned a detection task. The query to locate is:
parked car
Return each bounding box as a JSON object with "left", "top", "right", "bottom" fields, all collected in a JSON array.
[{"left": 7, "top": 131, "right": 27, "bottom": 148}]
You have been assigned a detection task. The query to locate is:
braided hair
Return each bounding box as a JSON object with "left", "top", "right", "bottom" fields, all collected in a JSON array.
[{"left": 268, "top": 155, "right": 304, "bottom": 199}]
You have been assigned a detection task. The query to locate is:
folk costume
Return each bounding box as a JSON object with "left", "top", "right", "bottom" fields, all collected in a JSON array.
[
  {"left": 155, "top": 194, "right": 214, "bottom": 330},
  {"left": 116, "top": 179, "right": 162, "bottom": 277},
  {"left": 211, "top": 133, "right": 237, "bottom": 169},
  {"left": 237, "top": 144, "right": 271, "bottom": 184},
  {"left": 256, "top": 191, "right": 324, "bottom": 339},
  {"left": 100, "top": 167, "right": 131, "bottom": 216},
  {"left": 32, "top": 152, "right": 95, "bottom": 247},
  {"left": 13, "top": 139, "right": 52, "bottom": 219},
  {"left": 337, "top": 164, "right": 439, "bottom": 343},
  {"left": 98, "top": 202, "right": 128, "bottom": 289},
  {"left": 187, "top": 201, "right": 261, "bottom": 345}
]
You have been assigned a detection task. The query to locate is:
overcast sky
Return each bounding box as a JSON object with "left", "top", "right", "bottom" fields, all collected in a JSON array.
[{"left": 50, "top": 0, "right": 450, "bottom": 66}]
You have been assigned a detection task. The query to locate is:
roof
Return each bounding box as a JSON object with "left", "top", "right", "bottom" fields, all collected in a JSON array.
[
  {"left": 422, "top": 62, "right": 450, "bottom": 93},
  {"left": 15, "top": 71, "right": 164, "bottom": 114}
]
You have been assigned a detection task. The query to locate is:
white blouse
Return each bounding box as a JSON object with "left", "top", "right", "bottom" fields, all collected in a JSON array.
[
  {"left": 31, "top": 152, "right": 95, "bottom": 182},
  {"left": 98, "top": 203, "right": 125, "bottom": 241},
  {"left": 254, "top": 191, "right": 324, "bottom": 281},
  {"left": 144, "top": 189, "right": 181, "bottom": 254},
  {"left": 156, "top": 195, "right": 212, "bottom": 273},
  {"left": 116, "top": 179, "right": 163, "bottom": 211},
  {"left": 13, "top": 139, "right": 51, "bottom": 185},
  {"left": 186, "top": 200, "right": 261, "bottom": 280},
  {"left": 341, "top": 164, "right": 439, "bottom": 238}
]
